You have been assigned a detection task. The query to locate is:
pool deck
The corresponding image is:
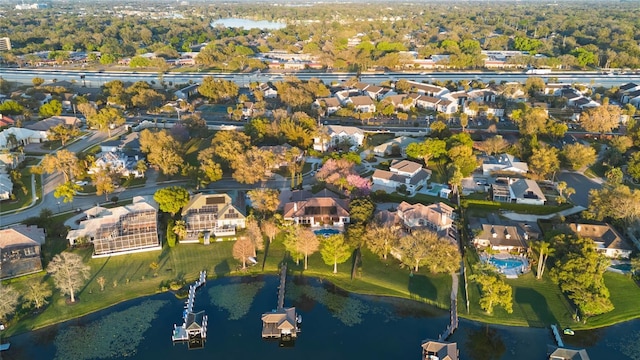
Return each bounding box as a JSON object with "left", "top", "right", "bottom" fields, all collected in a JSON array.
[{"left": 481, "top": 253, "right": 530, "bottom": 278}]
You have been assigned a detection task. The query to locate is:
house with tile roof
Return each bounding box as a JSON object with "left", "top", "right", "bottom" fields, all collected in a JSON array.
[
  {"left": 372, "top": 159, "right": 432, "bottom": 195},
  {"left": 67, "top": 196, "right": 160, "bottom": 257},
  {"left": 0, "top": 225, "right": 46, "bottom": 279},
  {"left": 181, "top": 193, "right": 246, "bottom": 242},
  {"left": 282, "top": 189, "right": 350, "bottom": 227},
  {"left": 566, "top": 223, "right": 633, "bottom": 259}
]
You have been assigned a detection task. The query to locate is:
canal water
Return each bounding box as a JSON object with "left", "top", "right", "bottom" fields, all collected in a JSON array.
[{"left": 3, "top": 276, "right": 638, "bottom": 360}]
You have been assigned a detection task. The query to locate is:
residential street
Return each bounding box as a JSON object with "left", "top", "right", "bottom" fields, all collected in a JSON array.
[{"left": 556, "top": 171, "right": 603, "bottom": 208}]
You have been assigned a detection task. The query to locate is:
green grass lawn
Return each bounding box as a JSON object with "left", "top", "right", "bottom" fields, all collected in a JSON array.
[
  {"left": 0, "top": 169, "right": 40, "bottom": 213},
  {"left": 5, "top": 232, "right": 452, "bottom": 336},
  {"left": 460, "top": 250, "right": 640, "bottom": 330},
  {"left": 6, "top": 227, "right": 640, "bottom": 336}
]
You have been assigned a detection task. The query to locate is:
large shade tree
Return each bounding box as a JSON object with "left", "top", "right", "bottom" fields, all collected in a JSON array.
[
  {"left": 153, "top": 186, "right": 190, "bottom": 216},
  {"left": 47, "top": 252, "right": 91, "bottom": 303},
  {"left": 320, "top": 234, "right": 352, "bottom": 274}
]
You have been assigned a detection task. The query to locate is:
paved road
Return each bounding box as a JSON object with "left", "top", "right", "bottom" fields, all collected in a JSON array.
[
  {"left": 2, "top": 68, "right": 640, "bottom": 89},
  {"left": 556, "top": 171, "right": 603, "bottom": 208}
]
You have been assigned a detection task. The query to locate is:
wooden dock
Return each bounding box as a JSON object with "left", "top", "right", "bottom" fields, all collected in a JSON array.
[
  {"left": 172, "top": 270, "right": 208, "bottom": 349},
  {"left": 438, "top": 272, "right": 459, "bottom": 341},
  {"left": 550, "top": 324, "right": 564, "bottom": 347},
  {"left": 261, "top": 262, "right": 301, "bottom": 341}
]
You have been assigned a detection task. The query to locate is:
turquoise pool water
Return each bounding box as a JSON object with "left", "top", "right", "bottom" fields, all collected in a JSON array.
[
  {"left": 314, "top": 228, "right": 340, "bottom": 237},
  {"left": 611, "top": 263, "right": 631, "bottom": 272},
  {"left": 489, "top": 257, "right": 525, "bottom": 270}
]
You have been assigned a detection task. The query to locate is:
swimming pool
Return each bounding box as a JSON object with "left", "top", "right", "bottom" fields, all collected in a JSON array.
[
  {"left": 489, "top": 257, "right": 525, "bottom": 270},
  {"left": 313, "top": 228, "right": 341, "bottom": 237},
  {"left": 610, "top": 263, "right": 631, "bottom": 272}
]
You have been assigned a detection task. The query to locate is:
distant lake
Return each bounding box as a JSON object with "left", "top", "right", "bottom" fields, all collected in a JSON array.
[
  {"left": 210, "top": 18, "right": 286, "bottom": 30},
  {"left": 4, "top": 276, "right": 639, "bottom": 360}
]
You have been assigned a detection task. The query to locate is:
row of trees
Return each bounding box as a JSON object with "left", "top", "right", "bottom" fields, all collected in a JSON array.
[{"left": 0, "top": 252, "right": 90, "bottom": 322}]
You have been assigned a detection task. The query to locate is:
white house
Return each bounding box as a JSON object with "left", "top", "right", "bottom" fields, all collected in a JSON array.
[
  {"left": 372, "top": 159, "right": 432, "bottom": 195},
  {"left": 406, "top": 81, "right": 449, "bottom": 97},
  {"left": 313, "top": 125, "right": 365, "bottom": 152},
  {"left": 0, "top": 127, "right": 48, "bottom": 150},
  {"left": 482, "top": 154, "right": 529, "bottom": 176},
  {"left": 0, "top": 171, "right": 12, "bottom": 200},
  {"left": 314, "top": 97, "right": 342, "bottom": 115},
  {"left": 181, "top": 193, "right": 246, "bottom": 241},
  {"left": 258, "top": 83, "right": 278, "bottom": 99},
  {"left": 347, "top": 96, "right": 376, "bottom": 113},
  {"left": 510, "top": 179, "right": 546, "bottom": 205}
]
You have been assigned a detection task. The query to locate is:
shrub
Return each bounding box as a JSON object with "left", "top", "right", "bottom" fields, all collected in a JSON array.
[{"left": 166, "top": 219, "right": 176, "bottom": 247}]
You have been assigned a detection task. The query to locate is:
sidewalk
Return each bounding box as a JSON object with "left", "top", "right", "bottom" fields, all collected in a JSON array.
[{"left": 501, "top": 205, "right": 587, "bottom": 222}]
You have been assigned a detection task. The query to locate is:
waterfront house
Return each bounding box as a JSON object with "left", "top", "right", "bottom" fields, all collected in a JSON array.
[
  {"left": 372, "top": 159, "right": 431, "bottom": 196},
  {"left": 421, "top": 340, "right": 459, "bottom": 360},
  {"left": 0, "top": 225, "right": 46, "bottom": 279},
  {"left": 67, "top": 196, "right": 160, "bottom": 257},
  {"left": 473, "top": 224, "right": 528, "bottom": 252},
  {"left": 282, "top": 189, "right": 350, "bottom": 227},
  {"left": 181, "top": 193, "right": 246, "bottom": 242},
  {"left": 396, "top": 201, "right": 455, "bottom": 234},
  {"left": 565, "top": 223, "right": 633, "bottom": 259}
]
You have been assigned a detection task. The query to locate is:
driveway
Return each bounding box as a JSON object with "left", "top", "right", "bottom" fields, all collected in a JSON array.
[{"left": 556, "top": 171, "right": 603, "bottom": 208}]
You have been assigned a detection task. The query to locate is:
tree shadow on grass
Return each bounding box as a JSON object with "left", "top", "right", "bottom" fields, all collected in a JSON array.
[
  {"left": 214, "top": 259, "right": 230, "bottom": 277},
  {"left": 514, "top": 287, "right": 557, "bottom": 327},
  {"left": 408, "top": 274, "right": 438, "bottom": 303}
]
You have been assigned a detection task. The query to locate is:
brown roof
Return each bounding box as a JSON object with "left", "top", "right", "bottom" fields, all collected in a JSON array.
[
  {"left": 349, "top": 95, "right": 375, "bottom": 107},
  {"left": 390, "top": 159, "right": 423, "bottom": 174},
  {"left": 283, "top": 190, "right": 349, "bottom": 219},
  {"left": 320, "top": 97, "right": 341, "bottom": 107},
  {"left": 0, "top": 225, "right": 45, "bottom": 249},
  {"left": 476, "top": 224, "right": 527, "bottom": 249},
  {"left": 422, "top": 340, "right": 459, "bottom": 360},
  {"left": 567, "top": 223, "right": 632, "bottom": 251},
  {"left": 26, "top": 116, "right": 80, "bottom": 131}
]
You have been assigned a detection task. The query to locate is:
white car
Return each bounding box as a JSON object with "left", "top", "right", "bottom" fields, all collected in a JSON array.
[{"left": 74, "top": 181, "right": 89, "bottom": 186}]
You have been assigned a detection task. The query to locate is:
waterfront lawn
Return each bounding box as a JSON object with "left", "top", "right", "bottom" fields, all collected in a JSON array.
[
  {"left": 462, "top": 251, "right": 640, "bottom": 329},
  {"left": 5, "top": 242, "right": 235, "bottom": 336},
  {"left": 263, "top": 235, "right": 451, "bottom": 308},
  {"left": 585, "top": 272, "right": 640, "bottom": 328}
]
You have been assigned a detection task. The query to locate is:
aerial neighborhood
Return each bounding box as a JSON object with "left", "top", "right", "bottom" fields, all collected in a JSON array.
[{"left": 1, "top": 1, "right": 640, "bottom": 359}]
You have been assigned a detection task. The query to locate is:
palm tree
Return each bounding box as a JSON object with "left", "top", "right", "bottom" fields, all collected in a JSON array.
[{"left": 531, "top": 240, "right": 555, "bottom": 280}]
